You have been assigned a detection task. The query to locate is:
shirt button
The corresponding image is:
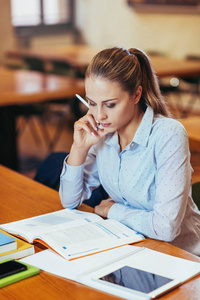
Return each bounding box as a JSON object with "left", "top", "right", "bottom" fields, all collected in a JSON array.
[{"left": 131, "top": 142, "right": 134, "bottom": 146}]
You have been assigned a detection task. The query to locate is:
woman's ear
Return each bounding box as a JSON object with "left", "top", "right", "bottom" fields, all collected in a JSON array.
[{"left": 133, "top": 86, "right": 142, "bottom": 104}]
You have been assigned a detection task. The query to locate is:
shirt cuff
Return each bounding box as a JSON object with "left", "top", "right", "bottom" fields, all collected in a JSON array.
[
  {"left": 107, "top": 203, "right": 126, "bottom": 220},
  {"left": 60, "top": 155, "right": 85, "bottom": 181}
]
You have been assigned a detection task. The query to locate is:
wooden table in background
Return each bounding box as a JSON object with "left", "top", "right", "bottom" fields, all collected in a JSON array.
[
  {"left": 150, "top": 56, "right": 200, "bottom": 78},
  {"left": 0, "top": 67, "right": 85, "bottom": 170},
  {"left": 6, "top": 45, "right": 200, "bottom": 78},
  {"left": 0, "top": 165, "right": 200, "bottom": 300},
  {"left": 179, "top": 116, "right": 200, "bottom": 152},
  {"left": 6, "top": 45, "right": 100, "bottom": 75}
]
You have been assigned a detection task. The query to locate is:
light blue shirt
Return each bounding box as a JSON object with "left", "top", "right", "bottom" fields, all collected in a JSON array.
[{"left": 59, "top": 106, "right": 200, "bottom": 256}]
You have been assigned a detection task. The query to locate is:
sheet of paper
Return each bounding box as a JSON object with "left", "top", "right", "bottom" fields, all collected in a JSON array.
[
  {"left": 22, "top": 245, "right": 200, "bottom": 282},
  {"left": 21, "top": 246, "right": 136, "bottom": 281}
]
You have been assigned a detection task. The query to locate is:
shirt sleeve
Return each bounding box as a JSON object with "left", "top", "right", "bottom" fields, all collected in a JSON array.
[
  {"left": 107, "top": 123, "right": 192, "bottom": 242},
  {"left": 59, "top": 146, "right": 101, "bottom": 208}
]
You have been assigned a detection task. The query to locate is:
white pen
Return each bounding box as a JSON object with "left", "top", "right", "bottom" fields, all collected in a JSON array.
[
  {"left": 75, "top": 94, "right": 89, "bottom": 109},
  {"left": 75, "top": 94, "right": 103, "bottom": 130}
]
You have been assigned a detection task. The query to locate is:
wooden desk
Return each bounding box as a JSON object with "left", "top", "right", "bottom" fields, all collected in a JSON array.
[
  {"left": 0, "top": 165, "right": 200, "bottom": 300},
  {"left": 0, "top": 67, "right": 85, "bottom": 170},
  {"left": 150, "top": 56, "right": 200, "bottom": 78},
  {"left": 6, "top": 45, "right": 200, "bottom": 78},
  {"left": 0, "top": 66, "right": 85, "bottom": 106}
]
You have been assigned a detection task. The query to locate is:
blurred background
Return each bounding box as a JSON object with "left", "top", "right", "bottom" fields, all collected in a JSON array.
[{"left": 0, "top": 0, "right": 199, "bottom": 183}]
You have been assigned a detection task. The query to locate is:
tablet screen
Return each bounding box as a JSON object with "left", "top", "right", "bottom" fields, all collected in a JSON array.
[{"left": 99, "top": 266, "right": 173, "bottom": 294}]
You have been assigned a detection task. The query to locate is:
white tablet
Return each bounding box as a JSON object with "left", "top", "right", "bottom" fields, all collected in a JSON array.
[{"left": 92, "top": 265, "right": 180, "bottom": 299}]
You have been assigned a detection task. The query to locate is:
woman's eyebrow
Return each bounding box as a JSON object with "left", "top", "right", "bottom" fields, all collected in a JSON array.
[{"left": 85, "top": 97, "right": 118, "bottom": 103}]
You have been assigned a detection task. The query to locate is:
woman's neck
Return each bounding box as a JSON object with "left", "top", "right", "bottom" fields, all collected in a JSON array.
[{"left": 118, "top": 108, "right": 144, "bottom": 151}]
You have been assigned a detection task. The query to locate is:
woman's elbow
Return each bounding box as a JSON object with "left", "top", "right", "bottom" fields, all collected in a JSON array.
[
  {"left": 59, "top": 191, "right": 81, "bottom": 209},
  {"left": 60, "top": 196, "right": 79, "bottom": 209},
  {"left": 155, "top": 225, "right": 180, "bottom": 242}
]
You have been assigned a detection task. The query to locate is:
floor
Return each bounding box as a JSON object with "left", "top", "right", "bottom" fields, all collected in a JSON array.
[{"left": 17, "top": 94, "right": 200, "bottom": 184}]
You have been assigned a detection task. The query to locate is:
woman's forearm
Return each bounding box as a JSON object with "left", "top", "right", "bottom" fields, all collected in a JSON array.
[{"left": 67, "top": 143, "right": 90, "bottom": 166}]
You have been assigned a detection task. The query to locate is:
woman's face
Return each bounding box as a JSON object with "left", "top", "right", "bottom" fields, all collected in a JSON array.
[{"left": 85, "top": 76, "right": 141, "bottom": 134}]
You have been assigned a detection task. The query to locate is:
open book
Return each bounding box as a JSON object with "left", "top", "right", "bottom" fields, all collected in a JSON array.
[
  {"left": 0, "top": 209, "right": 144, "bottom": 260},
  {"left": 21, "top": 245, "right": 200, "bottom": 300}
]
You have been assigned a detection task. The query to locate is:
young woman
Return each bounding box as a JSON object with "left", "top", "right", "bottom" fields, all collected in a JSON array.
[{"left": 59, "top": 47, "right": 200, "bottom": 256}]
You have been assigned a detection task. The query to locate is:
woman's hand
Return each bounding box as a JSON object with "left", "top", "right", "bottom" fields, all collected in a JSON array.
[
  {"left": 94, "top": 199, "right": 115, "bottom": 218},
  {"left": 73, "top": 113, "right": 106, "bottom": 151},
  {"left": 67, "top": 113, "right": 107, "bottom": 166}
]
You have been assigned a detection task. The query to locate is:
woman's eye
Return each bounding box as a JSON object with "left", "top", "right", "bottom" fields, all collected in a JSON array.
[
  {"left": 88, "top": 102, "right": 115, "bottom": 108},
  {"left": 106, "top": 103, "right": 115, "bottom": 108},
  {"left": 88, "top": 101, "right": 96, "bottom": 106}
]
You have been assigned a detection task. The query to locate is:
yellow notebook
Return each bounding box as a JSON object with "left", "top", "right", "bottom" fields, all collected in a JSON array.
[{"left": 0, "top": 230, "right": 34, "bottom": 262}]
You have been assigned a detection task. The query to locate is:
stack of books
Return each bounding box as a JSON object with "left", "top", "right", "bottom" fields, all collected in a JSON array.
[
  {"left": 0, "top": 231, "right": 17, "bottom": 253},
  {"left": 0, "top": 230, "right": 34, "bottom": 262}
]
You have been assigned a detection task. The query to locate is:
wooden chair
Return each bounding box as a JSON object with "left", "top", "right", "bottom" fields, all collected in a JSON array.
[{"left": 15, "top": 58, "right": 74, "bottom": 153}]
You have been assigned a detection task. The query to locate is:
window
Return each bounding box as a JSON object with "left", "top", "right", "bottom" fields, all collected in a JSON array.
[{"left": 11, "top": 0, "right": 74, "bottom": 36}]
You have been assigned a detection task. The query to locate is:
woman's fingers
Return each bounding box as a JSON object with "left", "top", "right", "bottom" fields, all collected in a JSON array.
[
  {"left": 75, "top": 114, "right": 99, "bottom": 135},
  {"left": 74, "top": 120, "right": 93, "bottom": 136},
  {"left": 85, "top": 113, "right": 99, "bottom": 131}
]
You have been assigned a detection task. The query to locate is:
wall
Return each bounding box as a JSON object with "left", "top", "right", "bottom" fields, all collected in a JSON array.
[
  {"left": 0, "top": 0, "right": 16, "bottom": 64},
  {"left": 75, "top": 0, "right": 200, "bottom": 58},
  {"left": 0, "top": 0, "right": 199, "bottom": 62}
]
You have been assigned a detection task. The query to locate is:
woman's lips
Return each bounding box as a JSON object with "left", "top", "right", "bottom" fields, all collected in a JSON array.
[{"left": 100, "top": 123, "right": 111, "bottom": 128}]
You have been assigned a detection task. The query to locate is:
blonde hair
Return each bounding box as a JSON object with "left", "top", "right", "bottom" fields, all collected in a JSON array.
[{"left": 86, "top": 47, "right": 170, "bottom": 117}]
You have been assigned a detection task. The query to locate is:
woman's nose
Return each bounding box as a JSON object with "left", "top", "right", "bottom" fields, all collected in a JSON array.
[{"left": 96, "top": 107, "right": 107, "bottom": 121}]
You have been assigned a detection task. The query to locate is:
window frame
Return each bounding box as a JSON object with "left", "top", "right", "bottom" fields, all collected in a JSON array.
[
  {"left": 12, "top": 0, "right": 75, "bottom": 37},
  {"left": 127, "top": 0, "right": 200, "bottom": 14}
]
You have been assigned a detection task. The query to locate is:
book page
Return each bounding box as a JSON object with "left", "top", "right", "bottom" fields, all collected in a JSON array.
[
  {"left": 40, "top": 219, "right": 144, "bottom": 260},
  {"left": 0, "top": 209, "right": 102, "bottom": 243}
]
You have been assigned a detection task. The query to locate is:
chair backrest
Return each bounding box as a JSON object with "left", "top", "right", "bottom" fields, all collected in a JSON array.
[
  {"left": 192, "top": 182, "right": 200, "bottom": 210},
  {"left": 24, "top": 57, "right": 45, "bottom": 72}
]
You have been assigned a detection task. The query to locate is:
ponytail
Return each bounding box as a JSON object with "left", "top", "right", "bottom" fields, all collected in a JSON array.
[{"left": 128, "top": 48, "right": 170, "bottom": 117}]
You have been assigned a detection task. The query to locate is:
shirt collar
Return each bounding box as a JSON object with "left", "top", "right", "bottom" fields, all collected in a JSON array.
[
  {"left": 133, "top": 106, "right": 154, "bottom": 147},
  {"left": 105, "top": 131, "right": 119, "bottom": 147},
  {"left": 105, "top": 106, "right": 154, "bottom": 148}
]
